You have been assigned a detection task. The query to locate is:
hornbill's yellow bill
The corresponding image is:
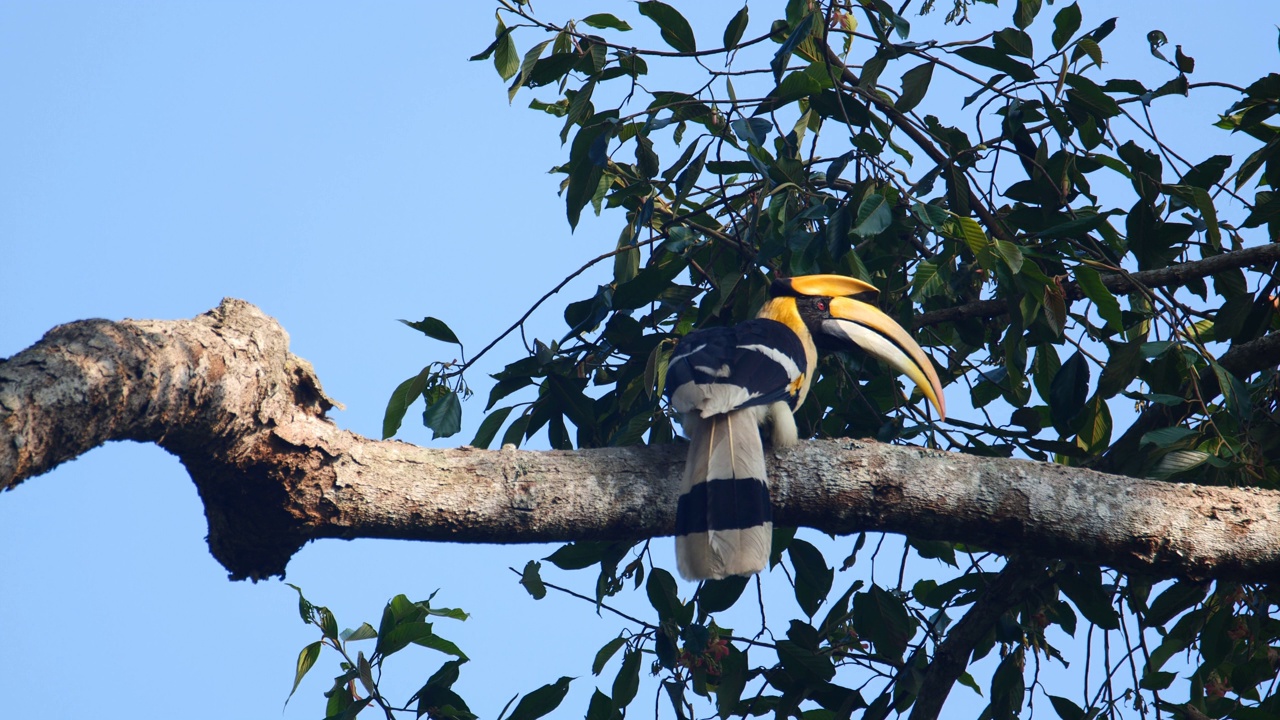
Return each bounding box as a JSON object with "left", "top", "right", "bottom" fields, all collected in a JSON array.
[
  {"left": 818, "top": 296, "right": 946, "bottom": 419},
  {"left": 665, "top": 273, "right": 946, "bottom": 581}
]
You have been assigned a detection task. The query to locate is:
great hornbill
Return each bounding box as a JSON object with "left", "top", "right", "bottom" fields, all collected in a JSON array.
[{"left": 664, "top": 274, "right": 946, "bottom": 581}]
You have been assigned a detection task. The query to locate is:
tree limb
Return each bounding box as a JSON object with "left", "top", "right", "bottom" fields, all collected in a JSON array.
[
  {"left": 3, "top": 300, "right": 1280, "bottom": 581},
  {"left": 908, "top": 556, "right": 1050, "bottom": 720},
  {"left": 916, "top": 242, "right": 1280, "bottom": 328}
]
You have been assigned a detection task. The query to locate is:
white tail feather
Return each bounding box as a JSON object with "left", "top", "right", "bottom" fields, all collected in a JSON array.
[{"left": 676, "top": 410, "right": 772, "bottom": 580}]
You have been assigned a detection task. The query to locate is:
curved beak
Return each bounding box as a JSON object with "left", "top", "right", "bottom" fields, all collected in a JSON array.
[{"left": 820, "top": 297, "right": 946, "bottom": 420}]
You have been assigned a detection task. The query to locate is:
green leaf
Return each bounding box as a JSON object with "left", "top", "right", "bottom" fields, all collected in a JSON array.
[
  {"left": 994, "top": 239, "right": 1024, "bottom": 274},
  {"left": 400, "top": 317, "right": 462, "bottom": 345},
  {"left": 287, "top": 641, "right": 322, "bottom": 704},
  {"left": 1189, "top": 186, "right": 1221, "bottom": 247},
  {"left": 958, "top": 672, "right": 983, "bottom": 696},
  {"left": 520, "top": 560, "right": 547, "bottom": 600},
  {"left": 955, "top": 216, "right": 989, "bottom": 256},
  {"left": 1139, "top": 670, "right": 1177, "bottom": 691},
  {"left": 1057, "top": 566, "right": 1119, "bottom": 630},
  {"left": 506, "top": 677, "right": 574, "bottom": 720},
  {"left": 1075, "top": 395, "right": 1112, "bottom": 454},
  {"left": 954, "top": 46, "right": 1037, "bottom": 82},
  {"left": 1049, "top": 4, "right": 1080, "bottom": 49},
  {"left": 634, "top": 135, "right": 659, "bottom": 179},
  {"left": 472, "top": 406, "right": 515, "bottom": 449},
  {"left": 776, "top": 640, "right": 836, "bottom": 682},
  {"left": 730, "top": 117, "right": 771, "bottom": 147},
  {"left": 643, "top": 340, "right": 673, "bottom": 400},
  {"left": 495, "top": 32, "right": 519, "bottom": 81},
  {"left": 423, "top": 391, "right": 463, "bottom": 439},
  {"left": 1174, "top": 45, "right": 1195, "bottom": 73},
  {"left": 545, "top": 541, "right": 610, "bottom": 570},
  {"left": 715, "top": 646, "right": 748, "bottom": 717},
  {"left": 994, "top": 28, "right": 1034, "bottom": 58},
  {"left": 912, "top": 201, "right": 949, "bottom": 228},
  {"left": 342, "top": 622, "right": 378, "bottom": 643},
  {"left": 411, "top": 660, "right": 473, "bottom": 720},
  {"left": 697, "top": 575, "right": 749, "bottom": 615},
  {"left": 1144, "top": 579, "right": 1209, "bottom": 627},
  {"left": 1074, "top": 265, "right": 1123, "bottom": 332},
  {"left": 770, "top": 12, "right": 815, "bottom": 84},
  {"left": 1048, "top": 694, "right": 1085, "bottom": 720},
  {"left": 909, "top": 260, "right": 947, "bottom": 301},
  {"left": 592, "top": 636, "right": 628, "bottom": 675},
  {"left": 852, "top": 586, "right": 914, "bottom": 660},
  {"left": 581, "top": 13, "right": 632, "bottom": 31},
  {"left": 415, "top": 632, "right": 469, "bottom": 661},
  {"left": 585, "top": 690, "right": 613, "bottom": 720},
  {"left": 869, "top": 0, "right": 910, "bottom": 38},
  {"left": 376, "top": 620, "right": 434, "bottom": 656},
  {"left": 723, "top": 5, "right": 749, "bottom": 49},
  {"left": 674, "top": 145, "right": 709, "bottom": 210},
  {"left": 1211, "top": 360, "right": 1252, "bottom": 419},
  {"left": 1140, "top": 426, "right": 1196, "bottom": 448},
  {"left": 896, "top": 62, "right": 934, "bottom": 112},
  {"left": 789, "top": 539, "right": 834, "bottom": 618},
  {"left": 1073, "top": 37, "right": 1103, "bottom": 69},
  {"left": 1065, "top": 73, "right": 1122, "bottom": 118},
  {"left": 646, "top": 568, "right": 686, "bottom": 624},
  {"left": 1049, "top": 351, "right": 1089, "bottom": 435},
  {"left": 546, "top": 374, "right": 595, "bottom": 433},
  {"left": 1013, "top": 0, "right": 1041, "bottom": 29},
  {"left": 851, "top": 194, "right": 893, "bottom": 237},
  {"left": 1097, "top": 342, "right": 1142, "bottom": 398},
  {"left": 637, "top": 1, "right": 697, "bottom": 53},
  {"left": 509, "top": 40, "right": 553, "bottom": 103},
  {"left": 1151, "top": 449, "right": 1209, "bottom": 478},
  {"left": 383, "top": 369, "right": 430, "bottom": 439},
  {"left": 611, "top": 649, "right": 642, "bottom": 707}
]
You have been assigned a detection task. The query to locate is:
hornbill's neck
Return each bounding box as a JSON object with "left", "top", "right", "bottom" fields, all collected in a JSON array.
[{"left": 757, "top": 296, "right": 818, "bottom": 408}]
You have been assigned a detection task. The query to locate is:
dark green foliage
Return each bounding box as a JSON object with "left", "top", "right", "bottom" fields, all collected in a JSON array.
[{"left": 354, "top": 1, "right": 1280, "bottom": 718}]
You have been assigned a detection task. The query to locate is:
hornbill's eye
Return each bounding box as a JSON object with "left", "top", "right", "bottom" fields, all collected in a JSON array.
[{"left": 817, "top": 300, "right": 827, "bottom": 312}]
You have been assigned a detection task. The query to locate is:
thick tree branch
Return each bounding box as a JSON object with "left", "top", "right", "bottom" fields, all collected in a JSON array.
[
  {"left": 916, "top": 242, "right": 1280, "bottom": 328},
  {"left": 3, "top": 301, "right": 1280, "bottom": 581},
  {"left": 908, "top": 556, "right": 1049, "bottom": 720}
]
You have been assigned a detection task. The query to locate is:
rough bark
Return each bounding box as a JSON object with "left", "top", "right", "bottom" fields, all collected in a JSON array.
[{"left": 2, "top": 300, "right": 1279, "bottom": 582}]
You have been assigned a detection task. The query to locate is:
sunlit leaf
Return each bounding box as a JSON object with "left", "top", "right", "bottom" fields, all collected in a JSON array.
[
  {"left": 1073, "top": 265, "right": 1123, "bottom": 332},
  {"left": 286, "top": 641, "right": 323, "bottom": 704}
]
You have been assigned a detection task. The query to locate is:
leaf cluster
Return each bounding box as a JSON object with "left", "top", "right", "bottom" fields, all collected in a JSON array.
[{"left": 366, "top": 0, "right": 1280, "bottom": 718}]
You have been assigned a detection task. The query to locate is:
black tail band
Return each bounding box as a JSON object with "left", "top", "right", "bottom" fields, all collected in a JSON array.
[{"left": 675, "top": 477, "right": 772, "bottom": 535}]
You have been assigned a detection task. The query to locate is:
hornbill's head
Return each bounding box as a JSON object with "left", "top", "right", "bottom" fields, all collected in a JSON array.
[{"left": 770, "top": 274, "right": 947, "bottom": 419}]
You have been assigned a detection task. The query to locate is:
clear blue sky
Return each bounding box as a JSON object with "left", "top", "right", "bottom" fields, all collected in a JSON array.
[{"left": 1, "top": 2, "right": 1274, "bottom": 719}]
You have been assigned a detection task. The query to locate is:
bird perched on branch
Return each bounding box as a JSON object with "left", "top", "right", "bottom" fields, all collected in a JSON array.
[{"left": 664, "top": 274, "right": 946, "bottom": 581}]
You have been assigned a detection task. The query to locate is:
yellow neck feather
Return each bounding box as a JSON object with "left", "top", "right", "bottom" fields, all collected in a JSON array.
[{"left": 757, "top": 297, "right": 818, "bottom": 406}]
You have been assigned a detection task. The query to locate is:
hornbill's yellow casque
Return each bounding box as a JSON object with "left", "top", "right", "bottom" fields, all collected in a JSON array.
[{"left": 663, "top": 274, "right": 946, "bottom": 581}]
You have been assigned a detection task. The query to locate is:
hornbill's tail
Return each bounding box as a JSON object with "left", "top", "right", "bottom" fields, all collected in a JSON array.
[{"left": 675, "top": 409, "right": 773, "bottom": 581}]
